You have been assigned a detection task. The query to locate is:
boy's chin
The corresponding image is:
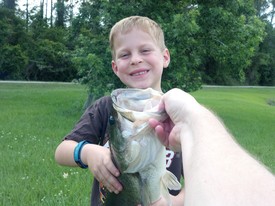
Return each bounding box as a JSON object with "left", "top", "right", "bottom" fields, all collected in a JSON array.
[
  {"left": 126, "top": 84, "right": 148, "bottom": 89},
  {"left": 126, "top": 82, "right": 159, "bottom": 90}
]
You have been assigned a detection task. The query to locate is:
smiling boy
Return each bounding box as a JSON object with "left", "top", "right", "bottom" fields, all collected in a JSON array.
[{"left": 55, "top": 16, "right": 184, "bottom": 206}]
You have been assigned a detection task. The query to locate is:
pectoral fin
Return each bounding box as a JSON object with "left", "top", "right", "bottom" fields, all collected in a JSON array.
[
  {"left": 129, "top": 141, "right": 140, "bottom": 162},
  {"left": 124, "top": 141, "right": 141, "bottom": 172},
  {"left": 162, "top": 171, "right": 182, "bottom": 190}
]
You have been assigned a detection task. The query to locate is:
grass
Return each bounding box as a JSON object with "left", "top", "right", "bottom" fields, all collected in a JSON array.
[
  {"left": 0, "top": 82, "right": 92, "bottom": 205},
  {"left": 1, "top": 82, "right": 274, "bottom": 205},
  {"left": 191, "top": 86, "right": 275, "bottom": 172}
]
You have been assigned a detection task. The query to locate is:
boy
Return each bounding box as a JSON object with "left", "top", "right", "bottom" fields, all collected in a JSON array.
[{"left": 55, "top": 16, "right": 184, "bottom": 205}]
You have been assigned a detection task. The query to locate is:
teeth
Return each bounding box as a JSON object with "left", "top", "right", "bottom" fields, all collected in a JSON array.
[{"left": 132, "top": 71, "right": 147, "bottom": 76}]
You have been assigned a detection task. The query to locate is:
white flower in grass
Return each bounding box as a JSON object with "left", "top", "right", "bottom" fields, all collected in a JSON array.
[
  {"left": 63, "top": 172, "right": 69, "bottom": 179},
  {"left": 41, "top": 196, "right": 46, "bottom": 202}
]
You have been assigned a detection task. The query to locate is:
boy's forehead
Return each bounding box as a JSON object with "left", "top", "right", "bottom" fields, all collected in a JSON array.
[
  {"left": 113, "top": 28, "right": 157, "bottom": 47},
  {"left": 116, "top": 27, "right": 155, "bottom": 41},
  {"left": 121, "top": 25, "right": 150, "bottom": 35}
]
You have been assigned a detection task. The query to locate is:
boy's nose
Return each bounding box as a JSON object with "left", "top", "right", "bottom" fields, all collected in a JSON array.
[{"left": 130, "top": 54, "right": 142, "bottom": 65}]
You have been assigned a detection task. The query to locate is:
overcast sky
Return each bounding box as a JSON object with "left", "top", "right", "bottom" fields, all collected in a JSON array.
[
  {"left": 18, "top": 0, "right": 57, "bottom": 12},
  {"left": 17, "top": 0, "right": 80, "bottom": 19}
]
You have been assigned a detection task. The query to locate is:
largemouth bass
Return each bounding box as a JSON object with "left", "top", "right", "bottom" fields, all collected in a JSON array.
[{"left": 105, "top": 88, "right": 181, "bottom": 206}]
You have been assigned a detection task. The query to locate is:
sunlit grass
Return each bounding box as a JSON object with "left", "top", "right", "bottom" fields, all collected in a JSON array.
[{"left": 1, "top": 82, "right": 274, "bottom": 205}]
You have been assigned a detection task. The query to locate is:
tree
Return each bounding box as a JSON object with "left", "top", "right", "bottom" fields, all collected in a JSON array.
[
  {"left": 0, "top": 44, "right": 28, "bottom": 79},
  {"left": 55, "top": 0, "right": 65, "bottom": 27},
  {"left": 246, "top": 0, "right": 275, "bottom": 85},
  {"left": 163, "top": 6, "right": 202, "bottom": 92},
  {"left": 0, "top": 6, "right": 29, "bottom": 79},
  {"left": 0, "top": 0, "right": 273, "bottom": 88},
  {"left": 196, "top": 0, "right": 266, "bottom": 85},
  {"left": 24, "top": 38, "right": 76, "bottom": 81},
  {"left": 3, "top": 0, "right": 16, "bottom": 10}
]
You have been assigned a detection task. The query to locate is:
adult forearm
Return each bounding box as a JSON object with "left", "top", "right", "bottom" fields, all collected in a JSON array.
[{"left": 181, "top": 105, "right": 275, "bottom": 206}]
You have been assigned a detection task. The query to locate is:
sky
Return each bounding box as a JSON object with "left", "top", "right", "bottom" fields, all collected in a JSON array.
[
  {"left": 18, "top": 0, "right": 54, "bottom": 10},
  {"left": 17, "top": 0, "right": 56, "bottom": 18},
  {"left": 17, "top": 0, "right": 80, "bottom": 19}
]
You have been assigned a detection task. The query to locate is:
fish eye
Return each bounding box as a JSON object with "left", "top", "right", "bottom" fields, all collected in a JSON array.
[{"left": 109, "top": 116, "right": 115, "bottom": 125}]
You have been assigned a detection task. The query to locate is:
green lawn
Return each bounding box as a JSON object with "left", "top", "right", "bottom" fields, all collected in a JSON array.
[
  {"left": 191, "top": 86, "right": 275, "bottom": 172},
  {"left": 1, "top": 82, "right": 274, "bottom": 205}
]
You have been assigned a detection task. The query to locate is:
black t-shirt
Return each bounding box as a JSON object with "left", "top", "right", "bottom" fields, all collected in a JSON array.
[{"left": 64, "top": 96, "right": 183, "bottom": 206}]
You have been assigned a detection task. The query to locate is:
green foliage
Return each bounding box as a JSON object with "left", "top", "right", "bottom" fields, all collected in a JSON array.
[
  {"left": 2, "top": 0, "right": 16, "bottom": 10},
  {"left": 0, "top": 7, "right": 26, "bottom": 45},
  {"left": 70, "top": 32, "right": 120, "bottom": 100},
  {"left": 247, "top": 22, "right": 275, "bottom": 86},
  {"left": 197, "top": 0, "right": 266, "bottom": 85},
  {"left": 0, "top": 7, "right": 29, "bottom": 79},
  {"left": 28, "top": 12, "right": 49, "bottom": 39},
  {"left": 25, "top": 39, "right": 76, "bottom": 81},
  {"left": 72, "top": 52, "right": 114, "bottom": 97},
  {"left": 55, "top": 0, "right": 65, "bottom": 27},
  {"left": 164, "top": 9, "right": 202, "bottom": 92},
  {"left": 0, "top": 44, "right": 28, "bottom": 79}
]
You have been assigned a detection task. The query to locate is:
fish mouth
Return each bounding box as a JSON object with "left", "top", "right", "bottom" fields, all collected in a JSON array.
[
  {"left": 130, "top": 70, "right": 149, "bottom": 76},
  {"left": 111, "top": 88, "right": 167, "bottom": 123}
]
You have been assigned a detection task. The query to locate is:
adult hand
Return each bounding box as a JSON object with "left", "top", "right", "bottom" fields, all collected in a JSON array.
[{"left": 149, "top": 88, "right": 199, "bottom": 152}]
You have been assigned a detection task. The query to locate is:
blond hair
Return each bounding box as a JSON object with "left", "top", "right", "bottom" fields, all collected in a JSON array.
[{"left": 109, "top": 16, "right": 166, "bottom": 58}]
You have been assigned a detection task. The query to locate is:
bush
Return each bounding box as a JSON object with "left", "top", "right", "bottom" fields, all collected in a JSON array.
[{"left": 0, "top": 44, "right": 28, "bottom": 80}]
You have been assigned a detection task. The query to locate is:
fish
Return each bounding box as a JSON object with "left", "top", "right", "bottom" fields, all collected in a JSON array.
[{"left": 104, "top": 88, "right": 181, "bottom": 206}]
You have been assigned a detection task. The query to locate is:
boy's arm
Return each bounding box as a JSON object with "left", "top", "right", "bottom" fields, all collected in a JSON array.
[
  {"left": 55, "top": 140, "right": 78, "bottom": 166},
  {"left": 55, "top": 140, "right": 123, "bottom": 194}
]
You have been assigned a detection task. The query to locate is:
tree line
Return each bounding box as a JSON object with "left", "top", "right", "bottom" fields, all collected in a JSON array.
[{"left": 0, "top": 0, "right": 274, "bottom": 98}]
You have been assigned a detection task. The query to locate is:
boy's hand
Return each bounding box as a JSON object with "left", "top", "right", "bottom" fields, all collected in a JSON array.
[{"left": 82, "top": 144, "right": 123, "bottom": 194}]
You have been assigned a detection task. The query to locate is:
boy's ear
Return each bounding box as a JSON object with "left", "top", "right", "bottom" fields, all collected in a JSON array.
[
  {"left": 111, "top": 60, "right": 118, "bottom": 74},
  {"left": 163, "top": 48, "right": 170, "bottom": 68}
]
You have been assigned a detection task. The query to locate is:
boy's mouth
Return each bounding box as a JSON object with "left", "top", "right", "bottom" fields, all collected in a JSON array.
[{"left": 130, "top": 70, "right": 149, "bottom": 76}]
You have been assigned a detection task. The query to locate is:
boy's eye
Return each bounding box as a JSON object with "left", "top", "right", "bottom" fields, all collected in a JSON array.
[
  {"left": 119, "top": 53, "right": 129, "bottom": 58},
  {"left": 142, "top": 49, "right": 151, "bottom": 53}
]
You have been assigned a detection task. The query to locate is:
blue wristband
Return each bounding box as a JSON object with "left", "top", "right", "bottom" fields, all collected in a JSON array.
[{"left": 74, "top": 140, "right": 90, "bottom": 169}]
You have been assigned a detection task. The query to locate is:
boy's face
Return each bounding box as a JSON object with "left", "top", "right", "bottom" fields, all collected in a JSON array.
[{"left": 111, "top": 28, "right": 170, "bottom": 92}]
